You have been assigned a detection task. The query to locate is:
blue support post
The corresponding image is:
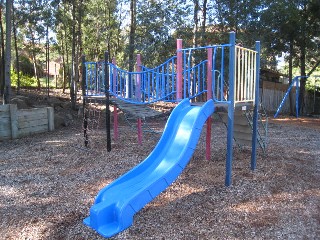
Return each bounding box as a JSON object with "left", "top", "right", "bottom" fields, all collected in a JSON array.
[
  {"left": 251, "top": 41, "right": 261, "bottom": 171},
  {"left": 296, "top": 79, "right": 300, "bottom": 118},
  {"left": 273, "top": 76, "right": 308, "bottom": 118},
  {"left": 225, "top": 32, "right": 236, "bottom": 186}
]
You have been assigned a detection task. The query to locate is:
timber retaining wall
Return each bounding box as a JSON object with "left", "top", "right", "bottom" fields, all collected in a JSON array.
[{"left": 0, "top": 104, "right": 54, "bottom": 140}]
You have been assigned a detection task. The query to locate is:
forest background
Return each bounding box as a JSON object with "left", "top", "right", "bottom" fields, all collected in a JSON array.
[{"left": 0, "top": 0, "right": 319, "bottom": 112}]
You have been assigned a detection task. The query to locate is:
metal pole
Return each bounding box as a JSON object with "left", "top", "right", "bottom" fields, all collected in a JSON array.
[
  {"left": 177, "top": 39, "right": 183, "bottom": 101},
  {"left": 137, "top": 54, "right": 142, "bottom": 145},
  {"left": 296, "top": 77, "right": 300, "bottom": 118},
  {"left": 112, "top": 57, "right": 119, "bottom": 141},
  {"left": 225, "top": 32, "right": 236, "bottom": 186},
  {"left": 206, "top": 48, "right": 213, "bottom": 160},
  {"left": 105, "top": 51, "right": 111, "bottom": 152},
  {"left": 251, "top": 41, "right": 261, "bottom": 171}
]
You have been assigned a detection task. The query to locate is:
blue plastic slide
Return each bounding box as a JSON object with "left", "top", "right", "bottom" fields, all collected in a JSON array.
[{"left": 84, "top": 99, "right": 215, "bottom": 238}]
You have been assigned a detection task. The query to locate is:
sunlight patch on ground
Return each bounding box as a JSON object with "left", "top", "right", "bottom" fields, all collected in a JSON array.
[
  {"left": 229, "top": 189, "right": 320, "bottom": 214},
  {"left": 152, "top": 182, "right": 206, "bottom": 207}
]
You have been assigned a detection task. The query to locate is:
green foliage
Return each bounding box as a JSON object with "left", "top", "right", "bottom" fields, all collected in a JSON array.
[
  {"left": 9, "top": 0, "right": 320, "bottom": 93},
  {"left": 10, "top": 69, "right": 36, "bottom": 87},
  {"left": 134, "top": 0, "right": 190, "bottom": 67},
  {"left": 306, "top": 74, "right": 320, "bottom": 92},
  {"left": 14, "top": 55, "right": 34, "bottom": 76}
]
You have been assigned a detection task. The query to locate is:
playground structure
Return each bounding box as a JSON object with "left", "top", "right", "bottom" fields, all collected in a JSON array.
[
  {"left": 274, "top": 75, "right": 309, "bottom": 118},
  {"left": 82, "top": 32, "right": 267, "bottom": 238}
]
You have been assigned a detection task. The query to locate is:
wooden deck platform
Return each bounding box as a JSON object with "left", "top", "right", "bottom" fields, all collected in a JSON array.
[{"left": 110, "top": 98, "right": 164, "bottom": 119}]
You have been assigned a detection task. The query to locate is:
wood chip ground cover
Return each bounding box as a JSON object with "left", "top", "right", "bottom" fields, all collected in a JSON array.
[{"left": 0, "top": 112, "right": 319, "bottom": 240}]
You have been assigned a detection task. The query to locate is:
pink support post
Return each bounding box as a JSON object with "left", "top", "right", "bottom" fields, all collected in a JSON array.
[
  {"left": 176, "top": 39, "right": 183, "bottom": 101},
  {"left": 136, "top": 54, "right": 142, "bottom": 145},
  {"left": 136, "top": 54, "right": 142, "bottom": 101},
  {"left": 206, "top": 48, "right": 213, "bottom": 160},
  {"left": 112, "top": 58, "right": 117, "bottom": 93},
  {"left": 113, "top": 105, "right": 118, "bottom": 141},
  {"left": 112, "top": 57, "right": 118, "bottom": 141}
]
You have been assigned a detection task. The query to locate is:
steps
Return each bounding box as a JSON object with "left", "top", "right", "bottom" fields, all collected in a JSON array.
[{"left": 218, "top": 105, "right": 268, "bottom": 152}]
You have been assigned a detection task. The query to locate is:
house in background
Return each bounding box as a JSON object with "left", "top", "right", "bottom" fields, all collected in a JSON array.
[{"left": 43, "top": 58, "right": 62, "bottom": 87}]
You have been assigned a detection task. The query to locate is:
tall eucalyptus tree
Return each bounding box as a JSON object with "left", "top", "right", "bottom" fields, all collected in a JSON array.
[
  {"left": 258, "top": 0, "right": 320, "bottom": 114},
  {"left": 4, "top": 0, "right": 12, "bottom": 103}
]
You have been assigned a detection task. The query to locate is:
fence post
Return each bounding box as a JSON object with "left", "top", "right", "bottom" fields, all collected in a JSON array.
[
  {"left": 47, "top": 107, "right": 54, "bottom": 131},
  {"left": 206, "top": 48, "right": 213, "bottom": 160},
  {"left": 177, "top": 39, "right": 183, "bottom": 101},
  {"left": 9, "top": 104, "right": 18, "bottom": 139},
  {"left": 251, "top": 41, "right": 260, "bottom": 171},
  {"left": 225, "top": 32, "right": 236, "bottom": 186}
]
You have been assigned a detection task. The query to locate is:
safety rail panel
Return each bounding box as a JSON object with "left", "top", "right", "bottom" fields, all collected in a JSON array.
[
  {"left": 84, "top": 61, "right": 106, "bottom": 97},
  {"left": 179, "top": 44, "right": 231, "bottom": 102},
  {"left": 139, "top": 56, "right": 177, "bottom": 103},
  {"left": 234, "top": 46, "right": 257, "bottom": 103}
]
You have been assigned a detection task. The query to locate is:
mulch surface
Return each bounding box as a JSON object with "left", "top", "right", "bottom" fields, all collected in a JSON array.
[{"left": 0, "top": 93, "right": 319, "bottom": 239}]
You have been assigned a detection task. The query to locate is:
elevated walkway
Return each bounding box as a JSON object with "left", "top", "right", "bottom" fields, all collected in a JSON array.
[{"left": 110, "top": 98, "right": 165, "bottom": 119}]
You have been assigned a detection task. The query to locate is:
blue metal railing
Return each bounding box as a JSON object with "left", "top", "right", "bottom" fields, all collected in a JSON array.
[
  {"left": 83, "top": 42, "right": 257, "bottom": 106},
  {"left": 139, "top": 56, "right": 177, "bottom": 103},
  {"left": 85, "top": 61, "right": 106, "bottom": 96},
  {"left": 179, "top": 44, "right": 230, "bottom": 102}
]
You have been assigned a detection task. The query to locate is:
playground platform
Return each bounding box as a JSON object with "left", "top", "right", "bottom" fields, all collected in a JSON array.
[{"left": 82, "top": 32, "right": 267, "bottom": 238}]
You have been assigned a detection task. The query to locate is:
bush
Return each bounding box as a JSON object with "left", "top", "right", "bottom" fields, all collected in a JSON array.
[{"left": 11, "top": 69, "right": 37, "bottom": 87}]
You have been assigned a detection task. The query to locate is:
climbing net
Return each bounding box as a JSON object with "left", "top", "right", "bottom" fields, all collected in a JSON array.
[{"left": 83, "top": 98, "right": 104, "bottom": 147}]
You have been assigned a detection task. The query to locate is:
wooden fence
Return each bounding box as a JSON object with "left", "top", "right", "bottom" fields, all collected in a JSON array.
[{"left": 0, "top": 104, "right": 54, "bottom": 140}]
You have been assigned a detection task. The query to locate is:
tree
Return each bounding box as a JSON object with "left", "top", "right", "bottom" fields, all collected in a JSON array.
[
  {"left": 0, "top": 1, "right": 5, "bottom": 96},
  {"left": 4, "top": 0, "right": 12, "bottom": 103},
  {"left": 135, "top": 0, "right": 190, "bottom": 66},
  {"left": 12, "top": 3, "right": 21, "bottom": 94}
]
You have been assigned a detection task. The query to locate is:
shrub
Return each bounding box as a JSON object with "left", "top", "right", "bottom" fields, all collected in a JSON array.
[{"left": 11, "top": 69, "right": 37, "bottom": 87}]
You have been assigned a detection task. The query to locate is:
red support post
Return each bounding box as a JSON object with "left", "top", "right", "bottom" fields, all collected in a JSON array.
[
  {"left": 206, "top": 48, "right": 213, "bottom": 160},
  {"left": 136, "top": 54, "right": 142, "bottom": 101},
  {"left": 176, "top": 39, "right": 183, "bottom": 101},
  {"left": 136, "top": 54, "right": 142, "bottom": 145}
]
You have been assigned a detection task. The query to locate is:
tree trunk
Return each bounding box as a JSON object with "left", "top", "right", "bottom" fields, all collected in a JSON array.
[
  {"left": 76, "top": 0, "right": 83, "bottom": 87},
  {"left": 62, "top": 24, "right": 68, "bottom": 93},
  {"left": 12, "top": 3, "right": 20, "bottom": 94},
  {"left": 4, "top": 0, "right": 12, "bottom": 104},
  {"left": 192, "top": 0, "right": 199, "bottom": 102},
  {"left": 46, "top": 25, "right": 50, "bottom": 97},
  {"left": 199, "top": 0, "right": 207, "bottom": 102},
  {"left": 127, "top": 0, "right": 136, "bottom": 98},
  {"left": 192, "top": 0, "right": 199, "bottom": 49},
  {"left": 299, "top": 43, "right": 307, "bottom": 115},
  {"left": 29, "top": 28, "right": 40, "bottom": 90},
  {"left": 298, "top": 3, "right": 307, "bottom": 116},
  {"left": 288, "top": 39, "right": 294, "bottom": 115},
  {"left": 0, "top": 4, "right": 5, "bottom": 96},
  {"left": 200, "top": 0, "right": 207, "bottom": 46},
  {"left": 70, "top": 0, "right": 77, "bottom": 110}
]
